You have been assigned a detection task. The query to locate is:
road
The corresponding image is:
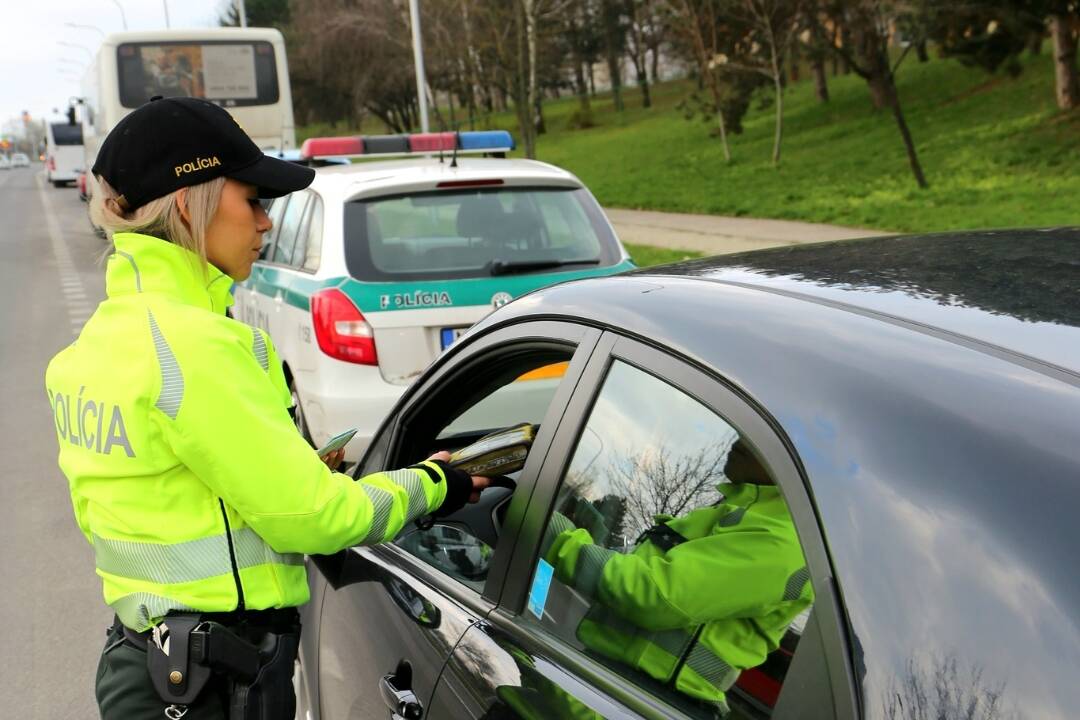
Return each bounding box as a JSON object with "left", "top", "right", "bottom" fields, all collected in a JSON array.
[
  {"left": 605, "top": 207, "right": 884, "bottom": 254},
  {"left": 0, "top": 166, "right": 110, "bottom": 718}
]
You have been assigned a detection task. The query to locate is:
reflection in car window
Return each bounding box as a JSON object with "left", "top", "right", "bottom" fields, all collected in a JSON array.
[
  {"left": 395, "top": 357, "right": 572, "bottom": 590},
  {"left": 524, "top": 360, "right": 814, "bottom": 719}
]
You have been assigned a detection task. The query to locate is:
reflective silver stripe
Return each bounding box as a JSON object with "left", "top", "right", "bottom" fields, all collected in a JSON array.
[
  {"left": 650, "top": 628, "right": 695, "bottom": 658},
  {"left": 114, "top": 250, "right": 142, "bottom": 292},
  {"left": 231, "top": 527, "right": 304, "bottom": 572},
  {"left": 147, "top": 310, "right": 183, "bottom": 419},
  {"left": 251, "top": 328, "right": 269, "bottom": 372},
  {"left": 717, "top": 507, "right": 746, "bottom": 527},
  {"left": 112, "top": 592, "right": 198, "bottom": 632},
  {"left": 783, "top": 566, "right": 810, "bottom": 601},
  {"left": 685, "top": 643, "right": 739, "bottom": 692},
  {"left": 541, "top": 511, "right": 577, "bottom": 557},
  {"left": 360, "top": 484, "right": 396, "bottom": 542},
  {"left": 388, "top": 468, "right": 429, "bottom": 521},
  {"left": 94, "top": 532, "right": 232, "bottom": 585},
  {"left": 574, "top": 544, "right": 615, "bottom": 598},
  {"left": 94, "top": 529, "right": 301, "bottom": 586}
]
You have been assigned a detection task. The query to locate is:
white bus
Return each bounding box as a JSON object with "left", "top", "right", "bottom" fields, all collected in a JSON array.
[
  {"left": 46, "top": 121, "right": 84, "bottom": 187},
  {"left": 81, "top": 27, "right": 297, "bottom": 195}
]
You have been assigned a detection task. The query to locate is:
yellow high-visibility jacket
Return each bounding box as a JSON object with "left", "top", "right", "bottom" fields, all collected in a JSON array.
[{"left": 46, "top": 232, "right": 448, "bottom": 631}]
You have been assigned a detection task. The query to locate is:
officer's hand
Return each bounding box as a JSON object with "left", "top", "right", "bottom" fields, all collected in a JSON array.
[
  {"left": 320, "top": 447, "right": 346, "bottom": 471},
  {"left": 426, "top": 450, "right": 491, "bottom": 507}
]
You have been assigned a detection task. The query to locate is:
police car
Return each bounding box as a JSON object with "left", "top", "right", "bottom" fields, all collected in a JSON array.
[{"left": 232, "top": 130, "right": 634, "bottom": 461}]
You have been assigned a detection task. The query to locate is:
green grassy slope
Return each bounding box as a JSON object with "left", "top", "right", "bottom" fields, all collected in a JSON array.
[
  {"left": 517, "top": 55, "right": 1079, "bottom": 233},
  {"left": 299, "top": 54, "right": 1078, "bottom": 234}
]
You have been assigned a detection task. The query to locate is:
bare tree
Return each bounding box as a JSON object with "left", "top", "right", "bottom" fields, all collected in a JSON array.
[
  {"left": 1048, "top": 8, "right": 1080, "bottom": 110},
  {"left": 667, "top": 0, "right": 734, "bottom": 160},
  {"left": 882, "top": 654, "right": 1018, "bottom": 720},
  {"left": 626, "top": 0, "right": 663, "bottom": 107},
  {"left": 603, "top": 442, "right": 727, "bottom": 539}
]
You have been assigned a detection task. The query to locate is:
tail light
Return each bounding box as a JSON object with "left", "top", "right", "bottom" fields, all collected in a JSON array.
[
  {"left": 48, "top": 156, "right": 55, "bottom": 171},
  {"left": 310, "top": 288, "right": 378, "bottom": 365}
]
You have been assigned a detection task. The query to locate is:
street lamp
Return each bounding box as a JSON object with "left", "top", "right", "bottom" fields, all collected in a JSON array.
[
  {"left": 64, "top": 22, "right": 105, "bottom": 39},
  {"left": 57, "top": 41, "right": 93, "bottom": 60},
  {"left": 407, "top": 0, "right": 429, "bottom": 133},
  {"left": 110, "top": 0, "right": 128, "bottom": 31}
]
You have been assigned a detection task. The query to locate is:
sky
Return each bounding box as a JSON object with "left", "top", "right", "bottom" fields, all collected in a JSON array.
[{"left": 0, "top": 0, "right": 227, "bottom": 132}]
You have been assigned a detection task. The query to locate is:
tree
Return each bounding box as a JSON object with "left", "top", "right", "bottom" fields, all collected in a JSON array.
[
  {"left": 626, "top": 0, "right": 664, "bottom": 107},
  {"left": 809, "top": 0, "right": 929, "bottom": 188},
  {"left": 601, "top": 0, "right": 630, "bottom": 111},
  {"left": 218, "top": 0, "right": 289, "bottom": 28}
]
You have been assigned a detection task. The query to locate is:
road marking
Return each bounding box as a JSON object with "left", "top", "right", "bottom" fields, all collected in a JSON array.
[{"left": 37, "top": 173, "right": 91, "bottom": 337}]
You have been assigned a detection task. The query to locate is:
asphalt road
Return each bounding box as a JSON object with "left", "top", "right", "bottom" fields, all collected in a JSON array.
[{"left": 0, "top": 167, "right": 111, "bottom": 718}]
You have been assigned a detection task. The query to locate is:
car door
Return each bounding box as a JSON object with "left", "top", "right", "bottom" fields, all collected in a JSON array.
[
  {"left": 429, "top": 332, "right": 858, "bottom": 720},
  {"left": 304, "top": 320, "right": 604, "bottom": 720}
]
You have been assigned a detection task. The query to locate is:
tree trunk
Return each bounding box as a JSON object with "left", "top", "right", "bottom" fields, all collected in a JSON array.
[
  {"left": 812, "top": 55, "right": 829, "bottom": 101},
  {"left": 867, "top": 73, "right": 890, "bottom": 109},
  {"left": 607, "top": 53, "right": 625, "bottom": 110},
  {"left": 525, "top": 0, "right": 542, "bottom": 145},
  {"left": 516, "top": 0, "right": 536, "bottom": 158},
  {"left": 1028, "top": 31, "right": 1044, "bottom": 55},
  {"left": 574, "top": 59, "right": 591, "bottom": 112},
  {"left": 588, "top": 62, "right": 596, "bottom": 96},
  {"left": 883, "top": 77, "right": 927, "bottom": 188},
  {"left": 915, "top": 40, "right": 928, "bottom": 63},
  {"left": 789, "top": 43, "right": 800, "bottom": 83},
  {"left": 1050, "top": 14, "right": 1079, "bottom": 111},
  {"left": 650, "top": 45, "right": 660, "bottom": 83},
  {"left": 770, "top": 36, "right": 784, "bottom": 166}
]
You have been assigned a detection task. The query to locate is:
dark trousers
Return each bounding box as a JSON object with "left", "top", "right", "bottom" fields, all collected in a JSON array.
[{"left": 95, "top": 621, "right": 231, "bottom": 719}]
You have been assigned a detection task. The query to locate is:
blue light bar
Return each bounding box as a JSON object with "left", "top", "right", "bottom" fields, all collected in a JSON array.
[{"left": 458, "top": 130, "right": 515, "bottom": 152}]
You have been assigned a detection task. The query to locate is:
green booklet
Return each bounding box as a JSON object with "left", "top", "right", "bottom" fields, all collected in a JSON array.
[{"left": 449, "top": 422, "right": 536, "bottom": 476}]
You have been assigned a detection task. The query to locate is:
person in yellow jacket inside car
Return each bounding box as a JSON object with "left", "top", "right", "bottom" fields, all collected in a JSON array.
[
  {"left": 491, "top": 440, "right": 812, "bottom": 719},
  {"left": 45, "top": 96, "right": 489, "bottom": 720}
]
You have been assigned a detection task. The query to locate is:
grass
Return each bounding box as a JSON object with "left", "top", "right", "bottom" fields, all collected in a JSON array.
[
  {"left": 624, "top": 242, "right": 703, "bottom": 267},
  {"left": 300, "top": 53, "right": 1080, "bottom": 234}
]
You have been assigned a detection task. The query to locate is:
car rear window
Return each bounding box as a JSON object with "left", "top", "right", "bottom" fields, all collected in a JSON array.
[
  {"left": 342, "top": 186, "right": 621, "bottom": 281},
  {"left": 50, "top": 124, "right": 83, "bottom": 146}
]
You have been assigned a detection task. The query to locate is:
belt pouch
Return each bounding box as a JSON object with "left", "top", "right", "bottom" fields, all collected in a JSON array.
[
  {"left": 229, "top": 630, "right": 300, "bottom": 720},
  {"left": 146, "top": 615, "right": 213, "bottom": 706}
]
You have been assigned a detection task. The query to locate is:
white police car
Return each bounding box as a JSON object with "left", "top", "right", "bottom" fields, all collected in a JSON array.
[{"left": 233, "top": 131, "right": 633, "bottom": 461}]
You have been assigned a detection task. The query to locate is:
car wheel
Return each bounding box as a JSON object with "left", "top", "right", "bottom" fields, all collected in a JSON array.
[{"left": 290, "top": 379, "right": 314, "bottom": 447}]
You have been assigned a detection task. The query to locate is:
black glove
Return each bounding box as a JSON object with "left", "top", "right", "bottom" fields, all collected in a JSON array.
[{"left": 410, "top": 459, "right": 474, "bottom": 518}]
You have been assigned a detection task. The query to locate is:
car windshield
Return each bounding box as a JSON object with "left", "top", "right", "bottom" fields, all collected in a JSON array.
[{"left": 342, "top": 186, "right": 619, "bottom": 281}]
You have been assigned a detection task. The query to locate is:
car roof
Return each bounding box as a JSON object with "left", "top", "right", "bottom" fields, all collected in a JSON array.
[
  {"left": 488, "top": 228, "right": 1080, "bottom": 378},
  {"left": 307, "top": 156, "right": 584, "bottom": 199}
]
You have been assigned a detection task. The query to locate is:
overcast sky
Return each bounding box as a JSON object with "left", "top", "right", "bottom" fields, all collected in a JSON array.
[{"left": 0, "top": 0, "right": 227, "bottom": 131}]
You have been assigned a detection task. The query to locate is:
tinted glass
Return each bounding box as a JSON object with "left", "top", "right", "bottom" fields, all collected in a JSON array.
[
  {"left": 272, "top": 192, "right": 309, "bottom": 265},
  {"left": 342, "top": 187, "right": 620, "bottom": 281},
  {"left": 117, "top": 41, "right": 280, "bottom": 108},
  {"left": 394, "top": 357, "right": 572, "bottom": 592},
  {"left": 523, "top": 360, "right": 814, "bottom": 719},
  {"left": 50, "top": 124, "right": 83, "bottom": 145}
]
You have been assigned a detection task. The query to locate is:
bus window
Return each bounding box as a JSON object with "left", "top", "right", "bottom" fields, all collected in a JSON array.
[{"left": 117, "top": 41, "right": 280, "bottom": 108}]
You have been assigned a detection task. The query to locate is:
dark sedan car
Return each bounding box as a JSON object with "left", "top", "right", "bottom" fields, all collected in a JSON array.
[{"left": 296, "top": 229, "right": 1080, "bottom": 720}]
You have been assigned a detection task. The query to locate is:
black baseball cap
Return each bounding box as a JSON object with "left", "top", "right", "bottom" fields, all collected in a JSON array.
[{"left": 92, "top": 96, "right": 314, "bottom": 212}]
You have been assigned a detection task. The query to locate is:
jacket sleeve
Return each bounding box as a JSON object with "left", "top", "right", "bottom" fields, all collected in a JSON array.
[
  {"left": 546, "top": 524, "right": 804, "bottom": 632},
  {"left": 155, "top": 322, "right": 447, "bottom": 555}
]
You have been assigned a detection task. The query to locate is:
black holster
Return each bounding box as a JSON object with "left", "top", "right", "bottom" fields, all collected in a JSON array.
[{"left": 144, "top": 614, "right": 299, "bottom": 720}]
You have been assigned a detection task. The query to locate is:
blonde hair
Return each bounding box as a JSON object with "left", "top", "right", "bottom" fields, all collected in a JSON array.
[{"left": 90, "top": 175, "right": 226, "bottom": 264}]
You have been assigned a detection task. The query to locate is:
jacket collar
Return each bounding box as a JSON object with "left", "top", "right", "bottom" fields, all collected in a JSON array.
[{"left": 106, "top": 233, "right": 235, "bottom": 314}]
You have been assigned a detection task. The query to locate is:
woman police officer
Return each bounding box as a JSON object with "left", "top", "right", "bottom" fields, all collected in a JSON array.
[{"left": 45, "top": 96, "right": 488, "bottom": 718}]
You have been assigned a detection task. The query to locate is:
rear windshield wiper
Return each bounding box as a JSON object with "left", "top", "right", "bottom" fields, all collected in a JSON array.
[{"left": 488, "top": 258, "right": 601, "bottom": 276}]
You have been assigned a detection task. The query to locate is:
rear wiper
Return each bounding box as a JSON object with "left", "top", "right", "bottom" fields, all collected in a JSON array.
[{"left": 488, "top": 258, "right": 601, "bottom": 276}]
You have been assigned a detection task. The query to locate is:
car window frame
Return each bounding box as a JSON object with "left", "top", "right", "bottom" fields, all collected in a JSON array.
[
  {"left": 258, "top": 196, "right": 288, "bottom": 263},
  {"left": 354, "top": 319, "right": 604, "bottom": 614},
  {"left": 295, "top": 191, "right": 324, "bottom": 274},
  {"left": 492, "top": 330, "right": 859, "bottom": 720}
]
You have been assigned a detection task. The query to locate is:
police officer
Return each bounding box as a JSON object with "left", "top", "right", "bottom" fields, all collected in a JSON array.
[{"left": 45, "top": 96, "right": 488, "bottom": 719}]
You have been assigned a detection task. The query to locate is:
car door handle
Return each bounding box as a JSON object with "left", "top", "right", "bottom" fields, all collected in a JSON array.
[
  {"left": 380, "top": 672, "right": 423, "bottom": 720},
  {"left": 274, "top": 292, "right": 284, "bottom": 305}
]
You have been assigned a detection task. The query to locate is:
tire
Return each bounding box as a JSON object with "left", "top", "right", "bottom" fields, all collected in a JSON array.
[
  {"left": 52, "top": 180, "right": 66, "bottom": 188},
  {"left": 290, "top": 379, "right": 314, "bottom": 447}
]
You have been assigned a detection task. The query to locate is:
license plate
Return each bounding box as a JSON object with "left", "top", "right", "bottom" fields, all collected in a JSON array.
[{"left": 440, "top": 327, "right": 468, "bottom": 350}]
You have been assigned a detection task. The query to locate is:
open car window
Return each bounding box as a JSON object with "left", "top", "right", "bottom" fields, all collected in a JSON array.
[{"left": 392, "top": 353, "right": 574, "bottom": 592}]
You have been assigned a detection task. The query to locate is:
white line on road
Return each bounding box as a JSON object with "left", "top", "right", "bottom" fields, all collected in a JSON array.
[{"left": 36, "top": 173, "right": 90, "bottom": 337}]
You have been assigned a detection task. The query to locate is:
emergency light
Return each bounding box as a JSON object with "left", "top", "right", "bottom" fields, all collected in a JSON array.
[{"left": 299, "top": 130, "right": 515, "bottom": 160}]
